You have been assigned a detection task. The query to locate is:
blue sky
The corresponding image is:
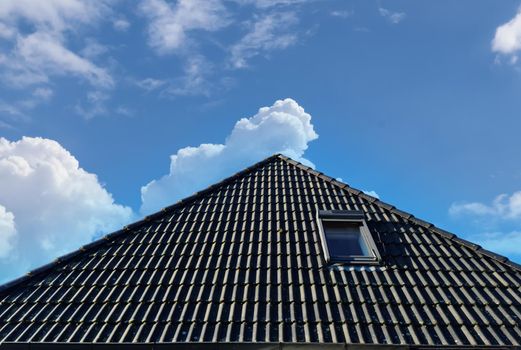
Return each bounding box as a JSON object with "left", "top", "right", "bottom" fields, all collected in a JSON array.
[{"left": 1, "top": 0, "right": 521, "bottom": 281}]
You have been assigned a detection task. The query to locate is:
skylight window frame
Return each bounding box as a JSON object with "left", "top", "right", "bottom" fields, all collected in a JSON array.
[{"left": 317, "top": 210, "right": 381, "bottom": 265}]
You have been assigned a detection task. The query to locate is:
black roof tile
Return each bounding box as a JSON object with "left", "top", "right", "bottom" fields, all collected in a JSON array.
[{"left": 0, "top": 154, "right": 519, "bottom": 348}]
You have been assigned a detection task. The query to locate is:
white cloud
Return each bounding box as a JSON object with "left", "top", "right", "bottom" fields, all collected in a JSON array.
[
  {"left": 80, "top": 38, "right": 109, "bottom": 59},
  {"left": 449, "top": 191, "right": 521, "bottom": 220},
  {"left": 0, "top": 206, "right": 16, "bottom": 258},
  {"left": 492, "top": 7, "right": 521, "bottom": 61},
  {"left": 141, "top": 98, "right": 318, "bottom": 214},
  {"left": 336, "top": 178, "right": 380, "bottom": 199},
  {"left": 140, "top": 0, "right": 230, "bottom": 54},
  {"left": 113, "top": 18, "right": 130, "bottom": 32},
  {"left": 0, "top": 121, "right": 14, "bottom": 130},
  {"left": 0, "top": 0, "right": 113, "bottom": 89},
  {"left": 0, "top": 87, "right": 54, "bottom": 124},
  {"left": 135, "top": 78, "right": 167, "bottom": 92},
  {"left": 115, "top": 106, "right": 134, "bottom": 117},
  {"left": 450, "top": 191, "right": 521, "bottom": 256},
  {"left": 237, "top": 0, "right": 307, "bottom": 8},
  {"left": 379, "top": 7, "right": 406, "bottom": 24},
  {"left": 75, "top": 92, "right": 138, "bottom": 119},
  {"left": 330, "top": 10, "right": 353, "bottom": 19},
  {"left": 0, "top": 137, "right": 133, "bottom": 281},
  {"left": 0, "top": 22, "right": 15, "bottom": 39},
  {"left": 450, "top": 202, "right": 495, "bottom": 217},
  {"left": 7, "top": 32, "right": 113, "bottom": 88},
  {"left": 230, "top": 12, "right": 299, "bottom": 68},
  {"left": 136, "top": 56, "right": 230, "bottom": 97},
  {"left": 74, "top": 90, "right": 110, "bottom": 119},
  {"left": 32, "top": 87, "right": 54, "bottom": 101},
  {"left": 165, "top": 55, "right": 213, "bottom": 96},
  {"left": 0, "top": 0, "right": 103, "bottom": 31},
  {"left": 17, "top": 87, "right": 55, "bottom": 110},
  {"left": 363, "top": 190, "right": 380, "bottom": 199},
  {"left": 0, "top": 101, "right": 25, "bottom": 119}
]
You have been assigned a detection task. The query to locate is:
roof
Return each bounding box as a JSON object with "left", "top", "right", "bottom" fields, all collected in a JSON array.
[{"left": 0, "top": 154, "right": 520, "bottom": 348}]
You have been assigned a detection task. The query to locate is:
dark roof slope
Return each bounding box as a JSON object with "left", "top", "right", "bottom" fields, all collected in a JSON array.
[{"left": 0, "top": 154, "right": 520, "bottom": 347}]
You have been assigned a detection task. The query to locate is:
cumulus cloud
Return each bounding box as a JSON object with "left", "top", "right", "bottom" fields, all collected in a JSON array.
[
  {"left": 230, "top": 12, "right": 299, "bottom": 68},
  {"left": 379, "top": 7, "right": 406, "bottom": 24},
  {"left": 0, "top": 206, "right": 16, "bottom": 258},
  {"left": 141, "top": 98, "right": 318, "bottom": 214},
  {"left": 140, "top": 0, "right": 230, "bottom": 54},
  {"left": 492, "top": 7, "right": 521, "bottom": 62},
  {"left": 0, "top": 137, "right": 133, "bottom": 281}
]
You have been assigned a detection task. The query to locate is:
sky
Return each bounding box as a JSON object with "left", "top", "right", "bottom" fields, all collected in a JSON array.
[{"left": 1, "top": 0, "right": 521, "bottom": 282}]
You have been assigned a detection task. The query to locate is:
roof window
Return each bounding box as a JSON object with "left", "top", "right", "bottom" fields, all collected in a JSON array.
[{"left": 317, "top": 210, "right": 381, "bottom": 264}]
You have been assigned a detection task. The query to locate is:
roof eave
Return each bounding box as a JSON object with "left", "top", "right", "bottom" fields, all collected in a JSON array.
[{"left": 0, "top": 342, "right": 518, "bottom": 350}]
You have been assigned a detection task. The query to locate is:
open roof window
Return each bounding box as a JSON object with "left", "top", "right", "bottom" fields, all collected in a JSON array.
[{"left": 317, "top": 210, "right": 381, "bottom": 265}]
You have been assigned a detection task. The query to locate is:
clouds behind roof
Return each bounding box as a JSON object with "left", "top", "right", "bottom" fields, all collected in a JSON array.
[
  {"left": 0, "top": 137, "right": 133, "bottom": 281},
  {"left": 140, "top": 98, "right": 318, "bottom": 214},
  {"left": 0, "top": 98, "right": 319, "bottom": 281},
  {"left": 450, "top": 191, "right": 521, "bottom": 256}
]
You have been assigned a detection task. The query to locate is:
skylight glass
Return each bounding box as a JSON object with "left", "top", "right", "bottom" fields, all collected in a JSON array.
[{"left": 318, "top": 210, "right": 381, "bottom": 264}]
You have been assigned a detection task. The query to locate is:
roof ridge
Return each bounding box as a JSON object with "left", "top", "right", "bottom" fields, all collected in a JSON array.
[
  {"left": 0, "top": 153, "right": 284, "bottom": 294},
  {"left": 276, "top": 154, "right": 521, "bottom": 272}
]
